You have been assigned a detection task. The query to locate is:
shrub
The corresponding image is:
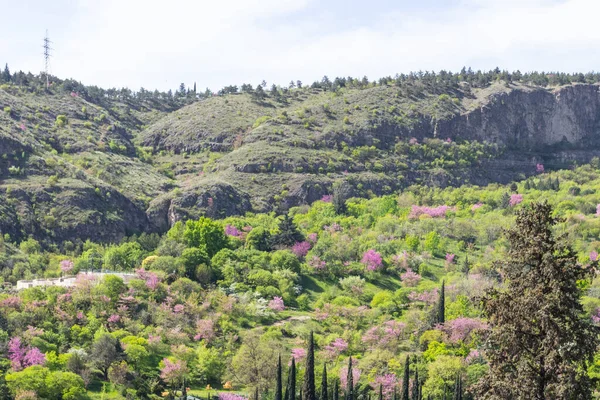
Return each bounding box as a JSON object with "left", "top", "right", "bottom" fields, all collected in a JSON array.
[{"left": 55, "top": 115, "right": 68, "bottom": 127}]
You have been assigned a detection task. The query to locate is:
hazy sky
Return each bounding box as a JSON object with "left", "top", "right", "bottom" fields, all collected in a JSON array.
[{"left": 0, "top": 0, "right": 598, "bottom": 91}]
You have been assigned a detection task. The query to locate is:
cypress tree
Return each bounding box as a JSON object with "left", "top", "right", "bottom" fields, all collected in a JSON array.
[
  {"left": 299, "top": 389, "right": 303, "bottom": 400},
  {"left": 276, "top": 354, "right": 283, "bottom": 400},
  {"left": 411, "top": 367, "right": 419, "bottom": 400},
  {"left": 400, "top": 355, "right": 410, "bottom": 400},
  {"left": 378, "top": 385, "right": 383, "bottom": 400},
  {"left": 285, "top": 358, "right": 296, "bottom": 400},
  {"left": 320, "top": 363, "right": 328, "bottom": 400},
  {"left": 333, "top": 380, "right": 339, "bottom": 400},
  {"left": 437, "top": 280, "right": 445, "bottom": 324},
  {"left": 181, "top": 377, "right": 187, "bottom": 399},
  {"left": 392, "top": 387, "right": 397, "bottom": 400},
  {"left": 255, "top": 387, "right": 260, "bottom": 400},
  {"left": 345, "top": 357, "right": 354, "bottom": 400},
  {"left": 304, "top": 332, "right": 316, "bottom": 400}
]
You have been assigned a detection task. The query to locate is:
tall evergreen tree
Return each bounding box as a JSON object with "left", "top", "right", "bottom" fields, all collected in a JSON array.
[
  {"left": 285, "top": 358, "right": 296, "bottom": 400},
  {"left": 320, "top": 364, "right": 328, "bottom": 400},
  {"left": 255, "top": 386, "right": 260, "bottom": 400},
  {"left": 379, "top": 385, "right": 383, "bottom": 400},
  {"left": 304, "top": 332, "right": 316, "bottom": 400},
  {"left": 276, "top": 355, "right": 283, "bottom": 400},
  {"left": 434, "top": 280, "right": 445, "bottom": 324},
  {"left": 476, "top": 202, "right": 599, "bottom": 399},
  {"left": 333, "top": 380, "right": 339, "bottom": 400},
  {"left": 401, "top": 355, "right": 410, "bottom": 400},
  {"left": 411, "top": 363, "right": 419, "bottom": 400},
  {"left": 345, "top": 357, "right": 354, "bottom": 400},
  {"left": 1, "top": 64, "right": 10, "bottom": 83},
  {"left": 271, "top": 214, "right": 305, "bottom": 247}
]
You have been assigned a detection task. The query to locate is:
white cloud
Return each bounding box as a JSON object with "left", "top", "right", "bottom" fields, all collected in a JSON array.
[{"left": 4, "top": 0, "right": 600, "bottom": 91}]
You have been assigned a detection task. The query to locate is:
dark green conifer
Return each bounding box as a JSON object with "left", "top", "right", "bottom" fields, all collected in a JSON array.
[
  {"left": 345, "top": 357, "right": 354, "bottom": 400},
  {"left": 411, "top": 364, "right": 419, "bottom": 400},
  {"left": 255, "top": 386, "right": 259, "bottom": 400},
  {"left": 437, "top": 281, "right": 445, "bottom": 324},
  {"left": 320, "top": 363, "right": 328, "bottom": 400},
  {"left": 304, "top": 332, "right": 316, "bottom": 400},
  {"left": 379, "top": 385, "right": 383, "bottom": 400},
  {"left": 285, "top": 358, "right": 296, "bottom": 400},
  {"left": 276, "top": 354, "right": 283, "bottom": 400},
  {"left": 333, "top": 380, "right": 339, "bottom": 400},
  {"left": 401, "top": 355, "right": 410, "bottom": 400}
]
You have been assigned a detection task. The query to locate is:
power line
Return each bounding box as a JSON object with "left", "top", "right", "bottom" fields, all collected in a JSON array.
[{"left": 43, "top": 29, "right": 52, "bottom": 89}]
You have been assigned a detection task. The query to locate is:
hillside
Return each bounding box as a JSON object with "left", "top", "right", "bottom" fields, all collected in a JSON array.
[{"left": 2, "top": 70, "right": 600, "bottom": 244}]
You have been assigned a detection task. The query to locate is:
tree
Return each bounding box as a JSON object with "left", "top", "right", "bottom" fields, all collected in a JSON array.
[
  {"left": 304, "top": 332, "right": 316, "bottom": 400},
  {"left": 276, "top": 355, "right": 283, "bottom": 400},
  {"left": 183, "top": 217, "right": 227, "bottom": 258},
  {"left": 401, "top": 355, "right": 410, "bottom": 400},
  {"left": 452, "top": 375, "right": 462, "bottom": 400},
  {"left": 332, "top": 182, "right": 352, "bottom": 215},
  {"left": 232, "top": 331, "right": 283, "bottom": 393},
  {"left": 433, "top": 280, "right": 445, "bottom": 325},
  {"left": 320, "top": 363, "right": 328, "bottom": 400},
  {"left": 90, "top": 334, "right": 123, "bottom": 379},
  {"left": 476, "top": 202, "right": 599, "bottom": 399},
  {"left": 345, "top": 357, "right": 354, "bottom": 400},
  {"left": 332, "top": 380, "right": 338, "bottom": 400},
  {"left": 285, "top": 358, "right": 296, "bottom": 400},
  {"left": 499, "top": 192, "right": 510, "bottom": 209},
  {"left": 271, "top": 215, "right": 304, "bottom": 248},
  {"left": 1, "top": 64, "right": 10, "bottom": 83},
  {"left": 411, "top": 362, "right": 420, "bottom": 400}
]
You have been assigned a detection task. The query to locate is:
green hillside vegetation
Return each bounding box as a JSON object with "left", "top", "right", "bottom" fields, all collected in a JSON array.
[{"left": 0, "top": 163, "right": 600, "bottom": 398}]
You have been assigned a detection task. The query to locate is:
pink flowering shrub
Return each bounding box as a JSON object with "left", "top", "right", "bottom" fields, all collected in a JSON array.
[
  {"left": 324, "top": 338, "right": 348, "bottom": 358},
  {"left": 0, "top": 296, "right": 22, "bottom": 309},
  {"left": 371, "top": 374, "right": 399, "bottom": 400},
  {"left": 471, "top": 203, "right": 483, "bottom": 211},
  {"left": 292, "top": 241, "right": 311, "bottom": 258},
  {"left": 509, "top": 194, "right": 523, "bottom": 207},
  {"left": 409, "top": 205, "right": 454, "bottom": 219},
  {"left": 160, "top": 358, "right": 188, "bottom": 385},
  {"left": 307, "top": 233, "right": 318, "bottom": 243},
  {"left": 400, "top": 269, "right": 421, "bottom": 287},
  {"left": 308, "top": 256, "right": 327, "bottom": 272},
  {"left": 597, "top": 204, "right": 600, "bottom": 217},
  {"left": 268, "top": 296, "right": 285, "bottom": 312},
  {"left": 194, "top": 319, "right": 215, "bottom": 342},
  {"left": 60, "top": 260, "right": 74, "bottom": 273},
  {"left": 173, "top": 304, "right": 184, "bottom": 313},
  {"left": 219, "top": 394, "right": 247, "bottom": 400},
  {"left": 361, "top": 249, "right": 383, "bottom": 271},
  {"left": 442, "top": 317, "right": 488, "bottom": 343},
  {"left": 321, "top": 194, "right": 333, "bottom": 203},
  {"left": 136, "top": 268, "right": 160, "bottom": 289},
  {"left": 362, "top": 320, "right": 407, "bottom": 349},
  {"left": 591, "top": 251, "right": 599, "bottom": 262},
  {"left": 536, "top": 163, "right": 544, "bottom": 173},
  {"left": 408, "top": 289, "right": 439, "bottom": 305},
  {"left": 340, "top": 363, "right": 361, "bottom": 388},
  {"left": 225, "top": 224, "right": 241, "bottom": 237},
  {"left": 465, "top": 349, "right": 484, "bottom": 364},
  {"left": 8, "top": 337, "right": 45, "bottom": 371},
  {"left": 107, "top": 314, "right": 121, "bottom": 324},
  {"left": 291, "top": 348, "right": 306, "bottom": 363}
]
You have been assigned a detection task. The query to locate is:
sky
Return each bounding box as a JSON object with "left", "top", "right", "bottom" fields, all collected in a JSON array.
[{"left": 0, "top": 0, "right": 599, "bottom": 92}]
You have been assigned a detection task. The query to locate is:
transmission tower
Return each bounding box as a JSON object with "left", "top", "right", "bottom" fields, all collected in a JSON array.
[{"left": 43, "top": 30, "right": 52, "bottom": 88}]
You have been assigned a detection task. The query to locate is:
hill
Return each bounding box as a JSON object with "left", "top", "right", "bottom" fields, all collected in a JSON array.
[{"left": 2, "top": 69, "right": 600, "bottom": 244}]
